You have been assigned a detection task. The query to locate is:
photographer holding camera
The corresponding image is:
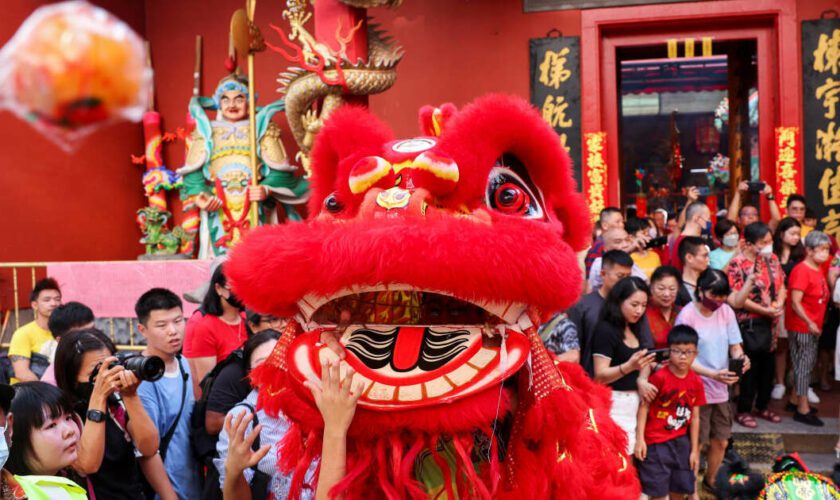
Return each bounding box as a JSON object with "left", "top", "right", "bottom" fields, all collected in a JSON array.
[{"left": 54, "top": 328, "right": 159, "bottom": 499}]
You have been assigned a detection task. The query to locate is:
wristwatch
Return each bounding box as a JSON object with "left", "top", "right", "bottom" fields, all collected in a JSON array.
[
  {"left": 766, "top": 194, "right": 775, "bottom": 201},
  {"left": 87, "top": 409, "right": 106, "bottom": 423}
]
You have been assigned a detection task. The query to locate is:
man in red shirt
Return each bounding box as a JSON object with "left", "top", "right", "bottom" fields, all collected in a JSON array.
[{"left": 635, "top": 325, "right": 706, "bottom": 499}]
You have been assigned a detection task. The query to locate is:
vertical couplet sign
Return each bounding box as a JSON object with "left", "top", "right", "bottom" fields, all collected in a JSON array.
[
  {"left": 802, "top": 19, "right": 840, "bottom": 240},
  {"left": 530, "top": 36, "right": 582, "bottom": 187}
]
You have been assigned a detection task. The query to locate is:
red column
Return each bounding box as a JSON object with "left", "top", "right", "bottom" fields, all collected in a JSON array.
[{"left": 314, "top": 0, "right": 368, "bottom": 106}]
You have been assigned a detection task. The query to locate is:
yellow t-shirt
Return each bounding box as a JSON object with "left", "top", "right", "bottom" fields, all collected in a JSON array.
[
  {"left": 802, "top": 225, "right": 814, "bottom": 238},
  {"left": 8, "top": 321, "right": 54, "bottom": 384},
  {"left": 632, "top": 251, "right": 662, "bottom": 280}
]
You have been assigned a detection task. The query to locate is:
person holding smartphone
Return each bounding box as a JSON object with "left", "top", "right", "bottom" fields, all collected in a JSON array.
[
  {"left": 593, "top": 277, "right": 657, "bottom": 453},
  {"left": 675, "top": 269, "right": 749, "bottom": 494}
]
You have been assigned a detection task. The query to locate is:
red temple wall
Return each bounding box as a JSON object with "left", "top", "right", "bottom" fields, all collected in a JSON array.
[
  {"left": 0, "top": 1, "right": 147, "bottom": 262},
  {"left": 0, "top": 0, "right": 836, "bottom": 262}
]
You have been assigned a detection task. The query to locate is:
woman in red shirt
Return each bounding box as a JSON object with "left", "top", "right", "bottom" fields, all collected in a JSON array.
[
  {"left": 786, "top": 231, "right": 831, "bottom": 426},
  {"left": 183, "top": 264, "right": 247, "bottom": 396},
  {"left": 647, "top": 266, "right": 682, "bottom": 348}
]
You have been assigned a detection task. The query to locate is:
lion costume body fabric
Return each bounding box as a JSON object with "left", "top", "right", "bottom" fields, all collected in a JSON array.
[{"left": 227, "top": 95, "right": 641, "bottom": 498}]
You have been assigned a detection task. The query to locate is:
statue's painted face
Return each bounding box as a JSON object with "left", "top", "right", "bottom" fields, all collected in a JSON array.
[{"left": 219, "top": 90, "right": 247, "bottom": 122}]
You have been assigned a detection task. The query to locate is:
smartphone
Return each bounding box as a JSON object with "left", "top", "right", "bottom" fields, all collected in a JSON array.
[
  {"left": 728, "top": 357, "right": 745, "bottom": 377},
  {"left": 646, "top": 236, "right": 668, "bottom": 249},
  {"left": 747, "top": 181, "right": 766, "bottom": 193},
  {"left": 648, "top": 348, "right": 671, "bottom": 363}
]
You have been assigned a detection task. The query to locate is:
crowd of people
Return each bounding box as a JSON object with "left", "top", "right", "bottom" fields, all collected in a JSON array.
[
  {"left": 547, "top": 183, "right": 840, "bottom": 498},
  {"left": 0, "top": 183, "right": 837, "bottom": 499}
]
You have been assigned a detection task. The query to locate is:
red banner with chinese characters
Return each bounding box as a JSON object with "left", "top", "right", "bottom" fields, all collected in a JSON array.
[
  {"left": 584, "top": 132, "right": 608, "bottom": 221},
  {"left": 774, "top": 126, "right": 800, "bottom": 211}
]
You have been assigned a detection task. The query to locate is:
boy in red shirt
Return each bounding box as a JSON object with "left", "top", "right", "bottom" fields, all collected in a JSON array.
[{"left": 634, "top": 325, "right": 707, "bottom": 499}]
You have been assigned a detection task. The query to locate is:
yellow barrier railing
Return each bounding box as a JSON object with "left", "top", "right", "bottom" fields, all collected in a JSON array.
[{"left": 0, "top": 262, "right": 145, "bottom": 352}]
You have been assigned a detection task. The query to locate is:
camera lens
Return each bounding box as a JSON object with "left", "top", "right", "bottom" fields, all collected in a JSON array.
[{"left": 122, "top": 355, "right": 165, "bottom": 382}]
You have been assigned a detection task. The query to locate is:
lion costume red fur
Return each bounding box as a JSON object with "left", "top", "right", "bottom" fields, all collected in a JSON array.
[{"left": 227, "top": 94, "right": 641, "bottom": 499}]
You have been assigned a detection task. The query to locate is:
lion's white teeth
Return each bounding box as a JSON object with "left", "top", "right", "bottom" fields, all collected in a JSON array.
[{"left": 367, "top": 382, "right": 396, "bottom": 401}]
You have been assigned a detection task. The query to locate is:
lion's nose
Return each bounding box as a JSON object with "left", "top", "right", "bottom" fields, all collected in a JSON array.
[{"left": 359, "top": 187, "right": 433, "bottom": 219}]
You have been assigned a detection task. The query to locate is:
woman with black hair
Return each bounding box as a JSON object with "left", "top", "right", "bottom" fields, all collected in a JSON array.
[
  {"left": 184, "top": 263, "right": 248, "bottom": 396},
  {"left": 647, "top": 266, "right": 683, "bottom": 348},
  {"left": 54, "top": 328, "right": 159, "bottom": 499},
  {"left": 675, "top": 268, "right": 750, "bottom": 492},
  {"left": 771, "top": 217, "right": 805, "bottom": 402},
  {"left": 593, "top": 276, "right": 657, "bottom": 453},
  {"left": 5, "top": 382, "right": 87, "bottom": 498}
]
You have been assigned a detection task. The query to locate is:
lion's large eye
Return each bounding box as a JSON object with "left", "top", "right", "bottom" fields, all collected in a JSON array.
[
  {"left": 486, "top": 166, "right": 544, "bottom": 220},
  {"left": 324, "top": 193, "right": 344, "bottom": 213}
]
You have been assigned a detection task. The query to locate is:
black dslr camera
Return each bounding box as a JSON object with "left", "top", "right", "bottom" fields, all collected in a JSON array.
[{"left": 90, "top": 352, "right": 165, "bottom": 383}]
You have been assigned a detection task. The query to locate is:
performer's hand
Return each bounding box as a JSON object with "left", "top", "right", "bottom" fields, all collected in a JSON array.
[
  {"left": 304, "top": 359, "right": 363, "bottom": 436},
  {"left": 249, "top": 185, "right": 267, "bottom": 202},
  {"left": 196, "top": 192, "right": 222, "bottom": 211},
  {"left": 634, "top": 439, "right": 647, "bottom": 461},
  {"left": 223, "top": 411, "right": 270, "bottom": 477}
]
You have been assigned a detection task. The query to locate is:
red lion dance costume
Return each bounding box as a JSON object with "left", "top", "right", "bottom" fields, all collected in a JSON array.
[{"left": 227, "top": 95, "right": 641, "bottom": 498}]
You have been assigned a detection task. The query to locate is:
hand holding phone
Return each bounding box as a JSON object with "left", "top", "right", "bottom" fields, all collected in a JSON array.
[
  {"left": 728, "top": 357, "right": 745, "bottom": 377},
  {"left": 747, "top": 181, "right": 766, "bottom": 193},
  {"left": 648, "top": 348, "right": 671, "bottom": 363}
]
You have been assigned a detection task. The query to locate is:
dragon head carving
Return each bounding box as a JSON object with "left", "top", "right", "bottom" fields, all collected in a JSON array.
[{"left": 228, "top": 95, "right": 639, "bottom": 498}]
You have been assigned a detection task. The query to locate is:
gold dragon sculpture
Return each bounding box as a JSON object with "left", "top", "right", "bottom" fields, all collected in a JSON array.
[{"left": 271, "top": 0, "right": 403, "bottom": 173}]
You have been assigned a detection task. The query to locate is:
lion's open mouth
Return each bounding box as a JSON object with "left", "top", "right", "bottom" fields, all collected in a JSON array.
[{"left": 288, "top": 285, "right": 533, "bottom": 410}]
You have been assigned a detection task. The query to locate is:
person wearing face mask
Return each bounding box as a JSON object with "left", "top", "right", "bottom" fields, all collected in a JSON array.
[
  {"left": 0, "top": 381, "right": 85, "bottom": 499},
  {"left": 183, "top": 263, "right": 248, "bottom": 397},
  {"left": 674, "top": 269, "right": 750, "bottom": 494},
  {"left": 710, "top": 219, "right": 740, "bottom": 271},
  {"left": 785, "top": 231, "right": 832, "bottom": 426},
  {"left": 4, "top": 382, "right": 87, "bottom": 499},
  {"left": 725, "top": 222, "right": 787, "bottom": 429}
]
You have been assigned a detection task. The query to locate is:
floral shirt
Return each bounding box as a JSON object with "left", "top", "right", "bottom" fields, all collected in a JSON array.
[{"left": 726, "top": 253, "right": 785, "bottom": 323}]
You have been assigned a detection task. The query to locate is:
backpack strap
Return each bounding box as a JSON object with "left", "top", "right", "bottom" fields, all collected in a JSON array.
[{"left": 159, "top": 355, "right": 188, "bottom": 462}]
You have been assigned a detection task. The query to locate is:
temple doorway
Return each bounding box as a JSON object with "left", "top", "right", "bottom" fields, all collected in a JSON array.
[{"left": 617, "top": 40, "right": 759, "bottom": 216}]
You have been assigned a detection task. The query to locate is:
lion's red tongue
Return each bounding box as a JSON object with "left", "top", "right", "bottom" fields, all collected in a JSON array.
[{"left": 391, "top": 326, "right": 424, "bottom": 371}]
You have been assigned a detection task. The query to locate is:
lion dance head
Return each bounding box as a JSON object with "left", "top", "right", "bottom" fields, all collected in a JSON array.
[{"left": 228, "top": 95, "right": 640, "bottom": 499}]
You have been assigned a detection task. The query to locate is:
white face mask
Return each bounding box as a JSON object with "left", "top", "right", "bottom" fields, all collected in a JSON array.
[
  {"left": 759, "top": 245, "right": 773, "bottom": 257},
  {"left": 722, "top": 234, "right": 739, "bottom": 248},
  {"left": 0, "top": 425, "right": 9, "bottom": 470}
]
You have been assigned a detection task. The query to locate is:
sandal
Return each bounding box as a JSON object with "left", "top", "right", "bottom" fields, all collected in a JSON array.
[
  {"left": 755, "top": 409, "right": 781, "bottom": 423},
  {"left": 735, "top": 413, "right": 758, "bottom": 428}
]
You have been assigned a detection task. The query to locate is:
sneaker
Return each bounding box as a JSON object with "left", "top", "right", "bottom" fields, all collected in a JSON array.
[
  {"left": 771, "top": 384, "right": 786, "bottom": 400},
  {"left": 808, "top": 387, "right": 821, "bottom": 404},
  {"left": 793, "top": 411, "right": 824, "bottom": 427}
]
